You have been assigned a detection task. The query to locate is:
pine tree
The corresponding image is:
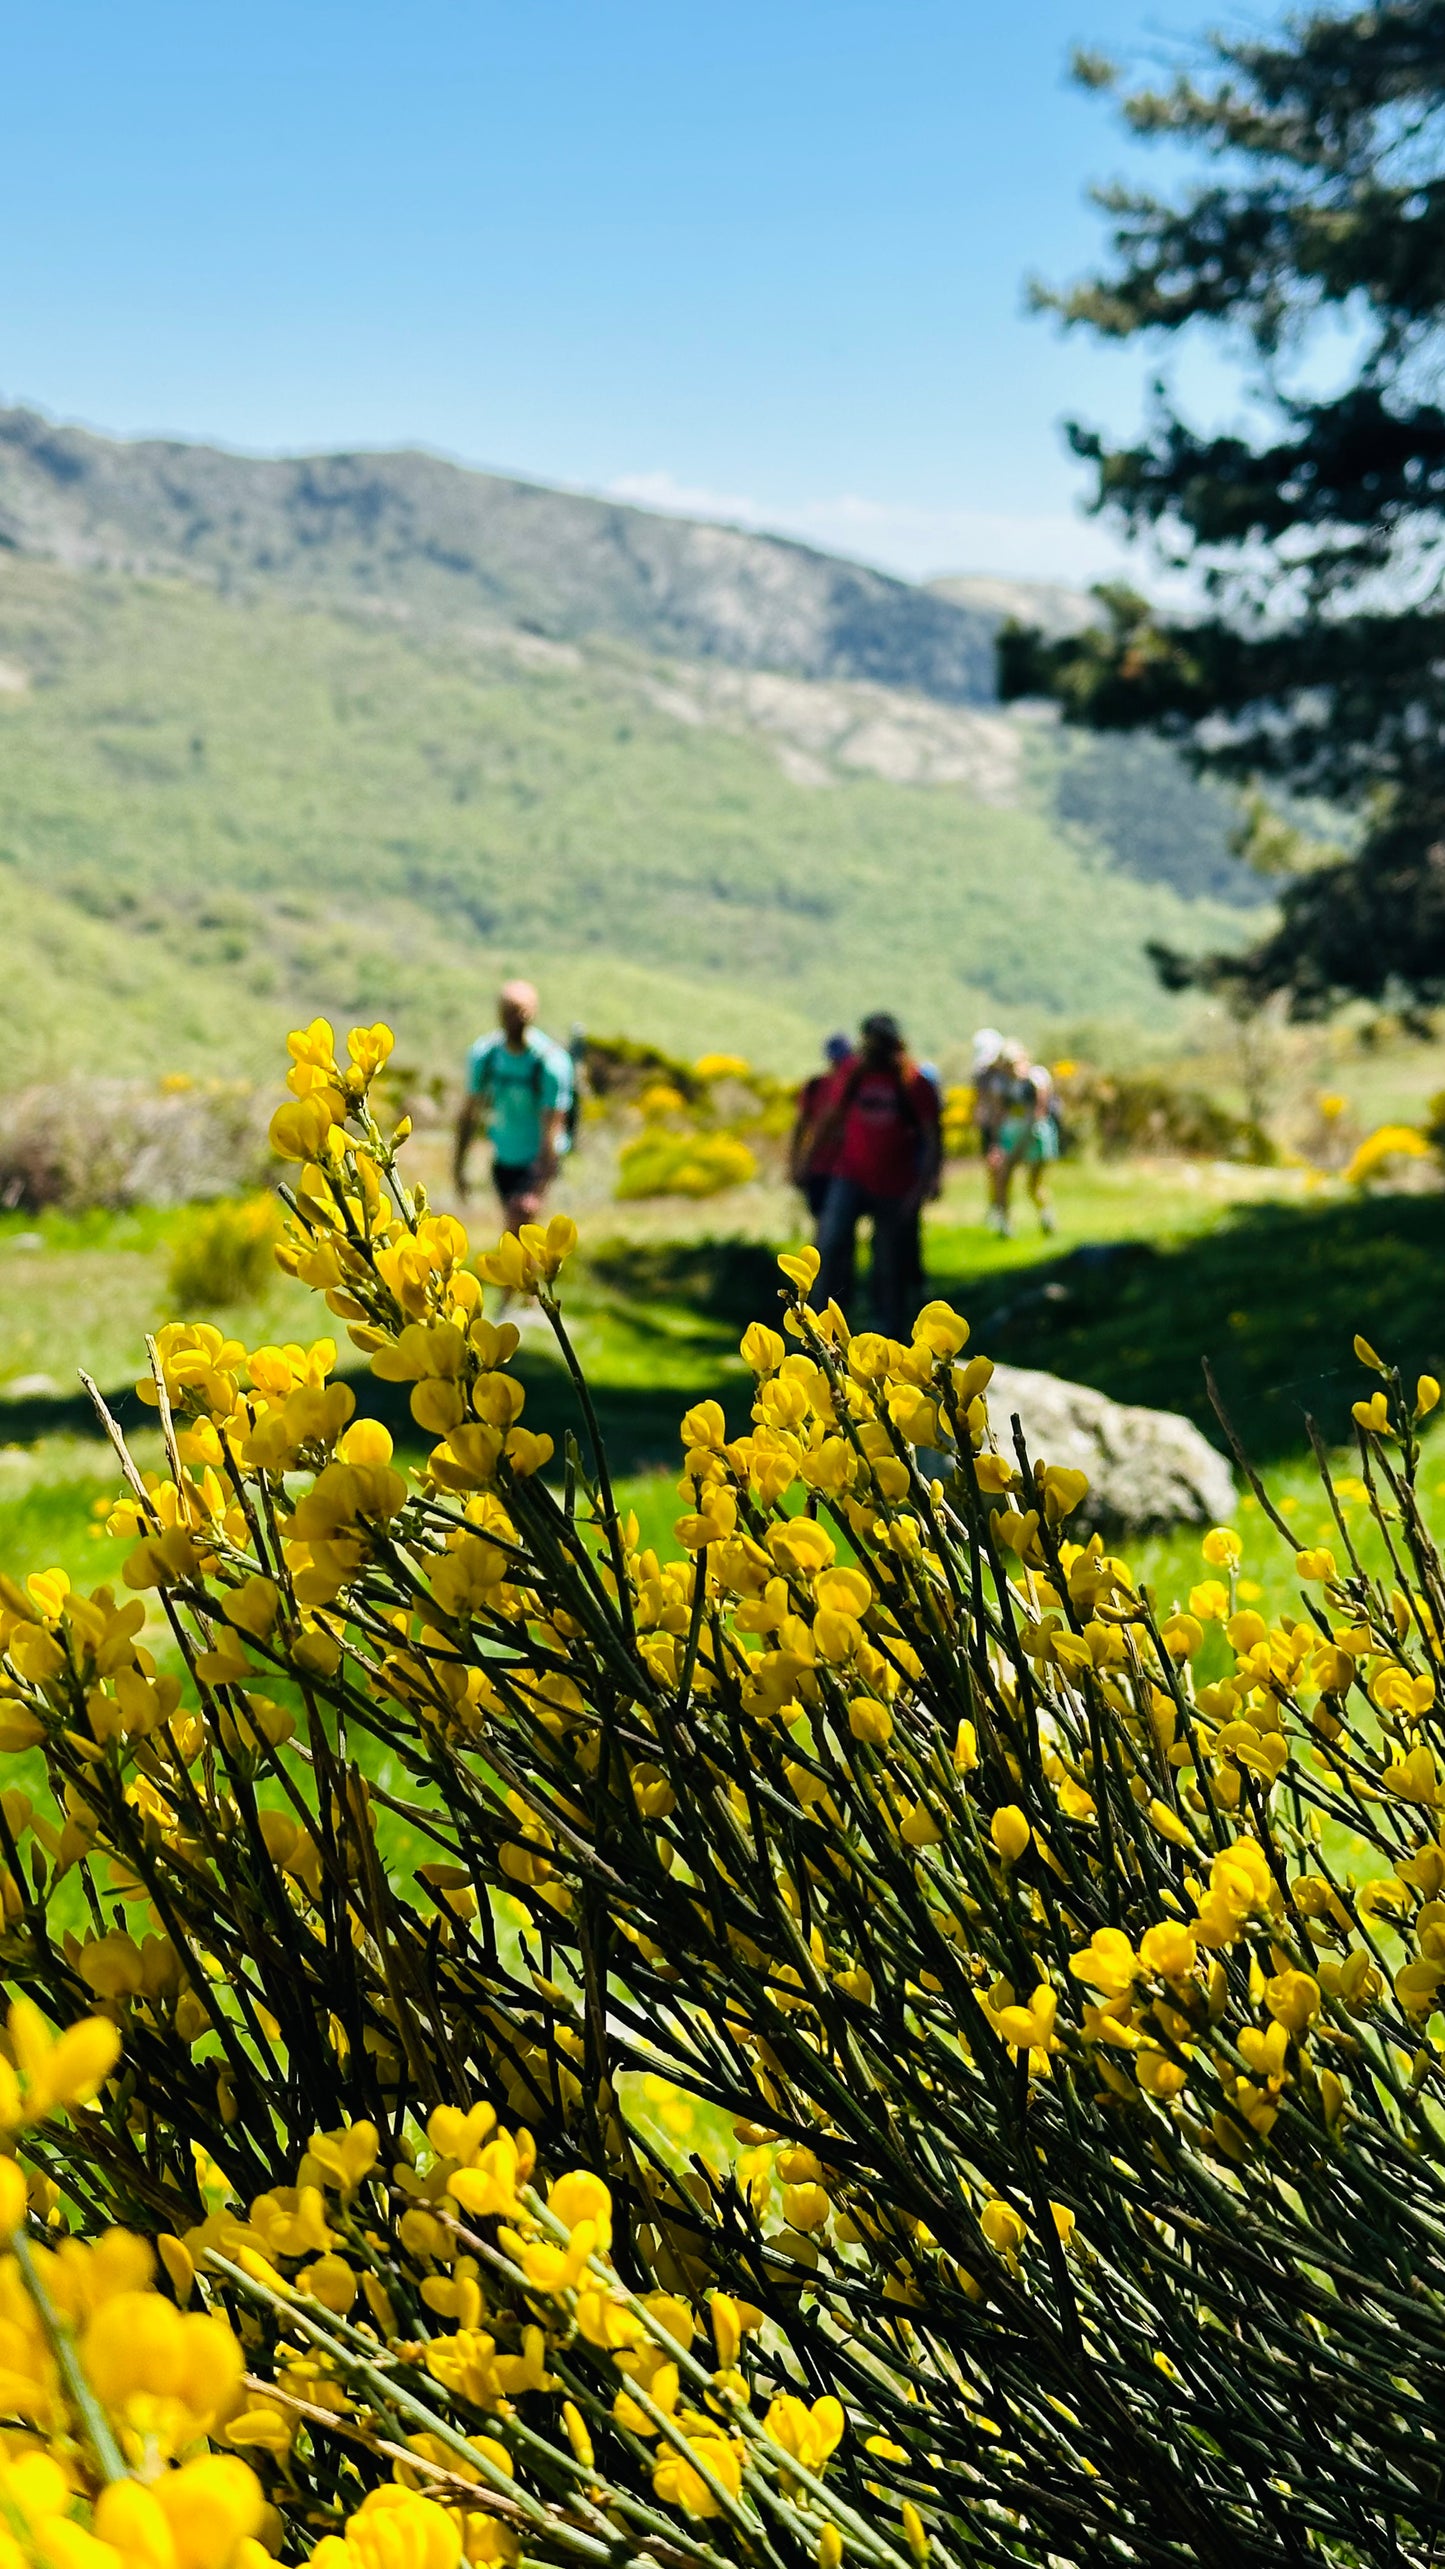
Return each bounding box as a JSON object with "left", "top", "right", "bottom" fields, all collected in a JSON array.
[{"left": 1002, "top": 5, "right": 1445, "bottom": 1013}]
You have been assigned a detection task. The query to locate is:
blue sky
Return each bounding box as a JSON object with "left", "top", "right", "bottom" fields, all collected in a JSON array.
[{"left": 2, "top": 1, "right": 1283, "bottom": 583}]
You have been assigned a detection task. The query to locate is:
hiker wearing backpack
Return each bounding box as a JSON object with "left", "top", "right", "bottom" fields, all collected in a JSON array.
[
  {"left": 454, "top": 979, "right": 575, "bottom": 1233},
  {"left": 811, "top": 1012, "right": 941, "bottom": 1338}
]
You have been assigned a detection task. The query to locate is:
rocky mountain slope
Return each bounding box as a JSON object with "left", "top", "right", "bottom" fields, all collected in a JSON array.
[
  {"left": 927, "top": 573, "right": 1096, "bottom": 638},
  {"left": 0, "top": 407, "right": 997, "bottom": 701}
]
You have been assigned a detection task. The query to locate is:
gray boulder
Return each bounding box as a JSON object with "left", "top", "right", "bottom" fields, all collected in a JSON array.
[{"left": 982, "top": 1363, "right": 1235, "bottom": 1534}]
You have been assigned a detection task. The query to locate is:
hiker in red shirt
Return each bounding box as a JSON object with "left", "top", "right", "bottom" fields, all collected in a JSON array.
[{"left": 811, "top": 1013, "right": 941, "bottom": 1338}]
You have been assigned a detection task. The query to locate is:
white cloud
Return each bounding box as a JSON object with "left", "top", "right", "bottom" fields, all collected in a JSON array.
[
  {"left": 787, "top": 496, "right": 1133, "bottom": 587},
  {"left": 607, "top": 469, "right": 764, "bottom": 523},
  {"left": 604, "top": 470, "right": 1138, "bottom": 588}
]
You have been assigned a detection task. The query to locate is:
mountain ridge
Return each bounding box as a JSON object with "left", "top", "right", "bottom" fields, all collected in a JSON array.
[
  {"left": 0, "top": 406, "right": 1002, "bottom": 703},
  {"left": 927, "top": 573, "right": 1096, "bottom": 639},
  {"left": 0, "top": 408, "right": 1266, "bottom": 1090}
]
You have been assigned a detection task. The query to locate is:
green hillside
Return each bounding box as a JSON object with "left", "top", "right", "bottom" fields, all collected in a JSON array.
[{"left": 0, "top": 557, "right": 1250, "bottom": 1084}]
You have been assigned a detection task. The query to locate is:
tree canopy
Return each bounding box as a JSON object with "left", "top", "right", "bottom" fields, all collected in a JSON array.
[{"left": 1002, "top": 4, "right": 1445, "bottom": 1013}]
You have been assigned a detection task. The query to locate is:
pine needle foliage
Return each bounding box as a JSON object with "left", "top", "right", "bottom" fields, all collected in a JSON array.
[{"left": 1007, "top": 3, "right": 1445, "bottom": 1015}]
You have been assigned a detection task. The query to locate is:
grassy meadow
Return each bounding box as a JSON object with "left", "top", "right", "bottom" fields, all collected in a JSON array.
[
  {"left": 6, "top": 1108, "right": 1444, "bottom": 1968},
  {"left": 7, "top": 1125, "right": 1445, "bottom": 1657}
]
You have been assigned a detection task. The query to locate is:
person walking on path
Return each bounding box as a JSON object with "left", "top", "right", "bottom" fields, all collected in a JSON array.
[
  {"left": 454, "top": 979, "right": 575, "bottom": 1235},
  {"left": 1014, "top": 1056, "right": 1061, "bottom": 1234},
  {"left": 985, "top": 1040, "right": 1058, "bottom": 1238},
  {"left": 811, "top": 1012, "right": 940, "bottom": 1339},
  {"left": 971, "top": 1028, "right": 1014, "bottom": 1232},
  {"left": 789, "top": 1033, "right": 854, "bottom": 1219}
]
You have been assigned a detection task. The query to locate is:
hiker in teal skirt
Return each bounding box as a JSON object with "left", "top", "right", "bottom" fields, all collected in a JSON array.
[{"left": 987, "top": 1041, "right": 1059, "bottom": 1237}]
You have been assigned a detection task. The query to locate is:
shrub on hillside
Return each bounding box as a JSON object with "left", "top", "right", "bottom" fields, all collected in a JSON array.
[
  {"left": 2, "top": 1017, "right": 1445, "bottom": 2564},
  {"left": 0, "top": 1077, "right": 271, "bottom": 1211},
  {"left": 583, "top": 1031, "right": 706, "bottom": 1106},
  {"left": 616, "top": 1126, "right": 758, "bottom": 1197},
  {"left": 167, "top": 1193, "right": 282, "bottom": 1306},
  {"left": 941, "top": 1080, "right": 979, "bottom": 1155},
  {"left": 1058, "top": 1060, "right": 1273, "bottom": 1161},
  {"left": 937, "top": 1061, "right": 1270, "bottom": 1168},
  {"left": 1344, "top": 1122, "right": 1435, "bottom": 1190}
]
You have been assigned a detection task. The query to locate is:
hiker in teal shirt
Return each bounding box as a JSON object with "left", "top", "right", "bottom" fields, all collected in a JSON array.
[{"left": 454, "top": 980, "right": 575, "bottom": 1233}]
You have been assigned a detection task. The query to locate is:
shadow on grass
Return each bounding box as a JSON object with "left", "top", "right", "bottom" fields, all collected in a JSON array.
[
  {"left": 0, "top": 1355, "right": 730, "bottom": 1485},
  {"left": 583, "top": 1237, "right": 786, "bottom": 1330},
  {"left": 6, "top": 1192, "right": 1442, "bottom": 1476},
  {"left": 0, "top": 1384, "right": 152, "bottom": 1448},
  {"left": 934, "top": 1188, "right": 1445, "bottom": 1463}
]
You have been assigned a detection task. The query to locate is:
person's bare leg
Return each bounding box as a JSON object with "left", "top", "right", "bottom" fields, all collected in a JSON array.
[
  {"left": 985, "top": 1147, "right": 1011, "bottom": 1235},
  {"left": 990, "top": 1150, "right": 1016, "bottom": 1238}
]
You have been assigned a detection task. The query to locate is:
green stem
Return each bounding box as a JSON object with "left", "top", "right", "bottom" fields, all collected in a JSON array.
[
  {"left": 14, "top": 2224, "right": 128, "bottom": 2484},
  {"left": 206, "top": 2252, "right": 614, "bottom": 2561}
]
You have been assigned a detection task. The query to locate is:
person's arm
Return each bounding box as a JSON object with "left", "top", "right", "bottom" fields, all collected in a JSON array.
[
  {"left": 923, "top": 1116, "right": 944, "bottom": 1200},
  {"left": 788, "top": 1080, "right": 817, "bottom": 1183},
  {"left": 536, "top": 1051, "right": 569, "bottom": 1180},
  {"left": 538, "top": 1104, "right": 565, "bottom": 1179},
  {"left": 806, "top": 1070, "right": 849, "bottom": 1173}
]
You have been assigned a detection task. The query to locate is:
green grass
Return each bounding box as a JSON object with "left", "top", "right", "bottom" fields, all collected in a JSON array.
[
  {"left": 6, "top": 1152, "right": 1444, "bottom": 1657},
  {"left": 0, "top": 1440, "right": 144, "bottom": 1591},
  {"left": 0, "top": 556, "right": 1255, "bottom": 1088},
  {"left": 936, "top": 1181, "right": 1445, "bottom": 1461},
  {"left": 4, "top": 1146, "right": 1439, "bottom": 1494},
  {"left": 0, "top": 1204, "right": 314, "bottom": 1409}
]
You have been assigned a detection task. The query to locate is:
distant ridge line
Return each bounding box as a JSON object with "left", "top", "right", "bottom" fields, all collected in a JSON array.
[{"left": 0, "top": 404, "right": 1016, "bottom": 705}]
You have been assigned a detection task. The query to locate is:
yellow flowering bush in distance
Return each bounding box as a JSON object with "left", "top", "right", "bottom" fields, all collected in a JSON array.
[
  {"left": 5, "top": 1017, "right": 1445, "bottom": 2562},
  {"left": 615, "top": 1127, "right": 758, "bottom": 1200}
]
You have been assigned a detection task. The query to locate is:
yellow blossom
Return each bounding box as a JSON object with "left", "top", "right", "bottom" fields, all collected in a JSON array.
[
  {"left": 652, "top": 2429, "right": 745, "bottom": 2518},
  {"left": 763, "top": 2392, "right": 845, "bottom": 2472},
  {"left": 990, "top": 1805, "right": 1031, "bottom": 1864},
  {"left": 311, "top": 2486, "right": 463, "bottom": 2569}
]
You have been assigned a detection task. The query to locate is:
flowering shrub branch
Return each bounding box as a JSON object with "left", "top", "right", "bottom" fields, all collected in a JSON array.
[{"left": 1, "top": 1018, "right": 1444, "bottom": 2560}]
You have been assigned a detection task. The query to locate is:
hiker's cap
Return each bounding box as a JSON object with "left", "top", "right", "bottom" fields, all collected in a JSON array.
[
  {"left": 824, "top": 1032, "right": 853, "bottom": 1064},
  {"left": 972, "top": 1026, "right": 1004, "bottom": 1071},
  {"left": 499, "top": 979, "right": 539, "bottom": 1021}
]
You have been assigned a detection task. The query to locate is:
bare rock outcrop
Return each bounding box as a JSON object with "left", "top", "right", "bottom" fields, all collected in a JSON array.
[{"left": 973, "top": 1363, "right": 1235, "bottom": 1533}]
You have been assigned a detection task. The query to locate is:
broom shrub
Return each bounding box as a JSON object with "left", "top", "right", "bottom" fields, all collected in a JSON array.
[{"left": 1, "top": 1016, "right": 1443, "bottom": 2565}]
